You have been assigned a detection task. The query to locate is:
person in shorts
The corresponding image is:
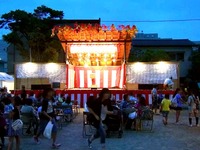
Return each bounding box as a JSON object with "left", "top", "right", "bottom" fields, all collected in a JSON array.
[
  {"left": 173, "top": 88, "right": 183, "bottom": 124},
  {"left": 34, "top": 88, "right": 61, "bottom": 149},
  {"left": 151, "top": 85, "right": 158, "bottom": 114},
  {"left": 160, "top": 94, "right": 171, "bottom": 125},
  {"left": 187, "top": 89, "right": 199, "bottom": 127}
]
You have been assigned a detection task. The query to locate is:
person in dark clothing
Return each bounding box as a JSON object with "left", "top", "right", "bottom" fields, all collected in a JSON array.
[
  {"left": 87, "top": 88, "right": 114, "bottom": 150},
  {"left": 0, "top": 102, "right": 6, "bottom": 148},
  {"left": 34, "top": 88, "right": 61, "bottom": 149},
  {"left": 21, "top": 85, "right": 27, "bottom": 104}
]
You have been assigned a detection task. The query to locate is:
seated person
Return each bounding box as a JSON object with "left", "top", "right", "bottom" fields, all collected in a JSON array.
[
  {"left": 62, "top": 96, "right": 73, "bottom": 120},
  {"left": 20, "top": 98, "right": 39, "bottom": 135},
  {"left": 28, "top": 91, "right": 38, "bottom": 107},
  {"left": 121, "top": 94, "right": 136, "bottom": 129},
  {"left": 134, "top": 95, "right": 149, "bottom": 130},
  {"left": 129, "top": 93, "right": 138, "bottom": 104},
  {"left": 62, "top": 96, "right": 72, "bottom": 106},
  {"left": 121, "top": 94, "right": 135, "bottom": 116},
  {"left": 2, "top": 97, "right": 14, "bottom": 114}
]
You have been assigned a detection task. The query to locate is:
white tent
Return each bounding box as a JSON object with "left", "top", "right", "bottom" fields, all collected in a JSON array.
[
  {"left": 0, "top": 72, "right": 14, "bottom": 81},
  {"left": 0, "top": 72, "right": 14, "bottom": 92}
]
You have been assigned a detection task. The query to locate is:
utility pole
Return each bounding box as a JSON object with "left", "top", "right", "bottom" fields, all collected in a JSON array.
[{"left": 29, "top": 48, "right": 32, "bottom": 62}]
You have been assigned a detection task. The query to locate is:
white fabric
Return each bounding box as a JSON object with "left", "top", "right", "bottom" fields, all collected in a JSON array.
[
  {"left": 128, "top": 112, "right": 137, "bottom": 119},
  {"left": 43, "top": 121, "right": 53, "bottom": 139},
  {"left": 0, "top": 72, "right": 14, "bottom": 81},
  {"left": 16, "top": 63, "right": 66, "bottom": 83},
  {"left": 101, "top": 104, "right": 107, "bottom": 121},
  {"left": 84, "top": 103, "right": 89, "bottom": 112},
  {"left": 126, "top": 63, "right": 178, "bottom": 84},
  {"left": 47, "top": 102, "right": 53, "bottom": 113},
  {"left": 164, "top": 78, "right": 174, "bottom": 86}
]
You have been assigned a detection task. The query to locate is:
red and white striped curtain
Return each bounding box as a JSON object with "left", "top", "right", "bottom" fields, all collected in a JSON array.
[
  {"left": 66, "top": 64, "right": 75, "bottom": 88},
  {"left": 74, "top": 66, "right": 124, "bottom": 88}
]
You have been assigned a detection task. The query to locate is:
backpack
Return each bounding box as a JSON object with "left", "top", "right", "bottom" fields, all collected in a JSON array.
[{"left": 171, "top": 97, "right": 178, "bottom": 108}]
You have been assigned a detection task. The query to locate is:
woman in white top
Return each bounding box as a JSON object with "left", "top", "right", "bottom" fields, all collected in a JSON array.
[{"left": 187, "top": 89, "right": 199, "bottom": 126}]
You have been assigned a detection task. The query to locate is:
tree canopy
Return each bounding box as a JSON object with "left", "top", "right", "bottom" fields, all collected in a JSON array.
[
  {"left": 0, "top": 5, "right": 64, "bottom": 62},
  {"left": 128, "top": 48, "right": 170, "bottom": 62},
  {"left": 188, "top": 49, "right": 200, "bottom": 81}
]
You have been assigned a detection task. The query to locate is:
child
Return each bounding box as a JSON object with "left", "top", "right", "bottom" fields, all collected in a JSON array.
[
  {"left": 7, "top": 96, "right": 22, "bottom": 150},
  {"left": 160, "top": 94, "right": 171, "bottom": 125},
  {"left": 0, "top": 102, "right": 7, "bottom": 148},
  {"left": 187, "top": 89, "right": 199, "bottom": 127}
]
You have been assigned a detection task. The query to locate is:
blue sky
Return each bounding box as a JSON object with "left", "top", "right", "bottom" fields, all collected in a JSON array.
[{"left": 0, "top": 0, "right": 200, "bottom": 41}]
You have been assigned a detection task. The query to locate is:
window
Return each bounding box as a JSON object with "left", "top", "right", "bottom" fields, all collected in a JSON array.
[
  {"left": 176, "top": 53, "right": 184, "bottom": 61},
  {"left": 166, "top": 52, "right": 184, "bottom": 61}
]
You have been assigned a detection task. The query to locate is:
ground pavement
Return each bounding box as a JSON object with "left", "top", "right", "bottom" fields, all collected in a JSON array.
[{"left": 2, "top": 109, "right": 200, "bottom": 150}]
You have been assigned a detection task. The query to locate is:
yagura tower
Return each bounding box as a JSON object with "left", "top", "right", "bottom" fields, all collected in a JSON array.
[{"left": 52, "top": 23, "right": 137, "bottom": 89}]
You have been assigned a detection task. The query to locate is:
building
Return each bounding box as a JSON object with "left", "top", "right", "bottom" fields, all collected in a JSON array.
[
  {"left": 0, "top": 40, "right": 8, "bottom": 72},
  {"left": 131, "top": 34, "right": 196, "bottom": 79}
]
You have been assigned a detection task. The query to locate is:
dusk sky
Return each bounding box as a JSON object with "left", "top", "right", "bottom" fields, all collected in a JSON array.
[{"left": 0, "top": 0, "right": 200, "bottom": 41}]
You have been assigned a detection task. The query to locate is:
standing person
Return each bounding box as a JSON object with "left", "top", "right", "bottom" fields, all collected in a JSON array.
[
  {"left": 160, "top": 94, "right": 171, "bottom": 125},
  {"left": 187, "top": 89, "right": 199, "bottom": 127},
  {"left": 173, "top": 88, "right": 183, "bottom": 124},
  {"left": 87, "top": 88, "right": 113, "bottom": 150},
  {"left": 7, "top": 96, "right": 22, "bottom": 150},
  {"left": 0, "top": 102, "right": 7, "bottom": 148},
  {"left": 21, "top": 85, "right": 27, "bottom": 104},
  {"left": 151, "top": 85, "right": 158, "bottom": 114},
  {"left": 34, "top": 88, "right": 61, "bottom": 149}
]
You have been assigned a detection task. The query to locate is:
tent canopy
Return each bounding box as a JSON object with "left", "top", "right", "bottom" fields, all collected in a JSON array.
[{"left": 0, "top": 72, "right": 14, "bottom": 81}]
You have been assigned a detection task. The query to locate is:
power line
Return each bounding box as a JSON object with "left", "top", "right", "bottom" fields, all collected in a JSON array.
[{"left": 101, "top": 19, "right": 200, "bottom": 23}]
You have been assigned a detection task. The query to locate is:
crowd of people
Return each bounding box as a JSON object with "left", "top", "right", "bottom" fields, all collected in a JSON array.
[
  {"left": 0, "top": 87, "right": 76, "bottom": 150},
  {"left": 0, "top": 84, "right": 199, "bottom": 150}
]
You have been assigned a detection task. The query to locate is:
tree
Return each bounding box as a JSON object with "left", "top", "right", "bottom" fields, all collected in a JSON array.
[
  {"left": 0, "top": 5, "right": 64, "bottom": 62},
  {"left": 188, "top": 49, "right": 200, "bottom": 81},
  {"left": 128, "top": 48, "right": 170, "bottom": 62}
]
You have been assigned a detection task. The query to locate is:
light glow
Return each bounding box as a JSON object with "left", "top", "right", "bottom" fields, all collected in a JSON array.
[
  {"left": 45, "top": 63, "right": 59, "bottom": 73},
  {"left": 70, "top": 44, "right": 117, "bottom": 54},
  {"left": 156, "top": 62, "right": 169, "bottom": 73},
  {"left": 133, "top": 62, "right": 146, "bottom": 73},
  {"left": 22, "top": 62, "right": 38, "bottom": 73}
]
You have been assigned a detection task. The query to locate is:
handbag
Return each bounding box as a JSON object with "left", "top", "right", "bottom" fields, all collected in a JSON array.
[
  {"left": 128, "top": 112, "right": 137, "bottom": 119},
  {"left": 43, "top": 121, "right": 53, "bottom": 139},
  {"left": 12, "top": 119, "right": 23, "bottom": 131}
]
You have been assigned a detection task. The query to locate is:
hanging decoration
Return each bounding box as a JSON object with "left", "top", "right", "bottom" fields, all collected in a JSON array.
[{"left": 51, "top": 23, "right": 137, "bottom": 41}]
